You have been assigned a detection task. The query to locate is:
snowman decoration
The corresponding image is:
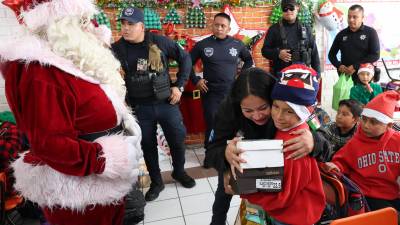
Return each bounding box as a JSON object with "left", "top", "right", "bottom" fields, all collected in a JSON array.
[{"left": 316, "top": 0, "right": 345, "bottom": 32}]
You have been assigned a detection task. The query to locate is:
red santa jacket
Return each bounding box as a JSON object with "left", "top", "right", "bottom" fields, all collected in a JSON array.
[
  {"left": 242, "top": 123, "right": 326, "bottom": 225},
  {"left": 332, "top": 126, "right": 400, "bottom": 200},
  {"left": 0, "top": 34, "right": 143, "bottom": 211}
]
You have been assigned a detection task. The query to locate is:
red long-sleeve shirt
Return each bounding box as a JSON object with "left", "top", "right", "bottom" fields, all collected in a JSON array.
[
  {"left": 242, "top": 123, "right": 326, "bottom": 225},
  {"left": 332, "top": 126, "right": 400, "bottom": 200}
]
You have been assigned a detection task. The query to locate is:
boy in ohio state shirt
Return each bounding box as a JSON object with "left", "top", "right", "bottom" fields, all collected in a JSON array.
[{"left": 326, "top": 91, "right": 400, "bottom": 211}]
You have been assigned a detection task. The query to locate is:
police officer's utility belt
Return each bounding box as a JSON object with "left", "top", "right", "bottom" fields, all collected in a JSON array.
[{"left": 126, "top": 71, "right": 171, "bottom": 101}]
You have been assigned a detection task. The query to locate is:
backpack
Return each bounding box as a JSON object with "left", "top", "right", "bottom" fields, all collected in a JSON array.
[{"left": 318, "top": 168, "right": 370, "bottom": 224}]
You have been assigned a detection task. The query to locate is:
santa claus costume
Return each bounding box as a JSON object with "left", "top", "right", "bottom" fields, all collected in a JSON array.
[{"left": 0, "top": 0, "right": 142, "bottom": 224}]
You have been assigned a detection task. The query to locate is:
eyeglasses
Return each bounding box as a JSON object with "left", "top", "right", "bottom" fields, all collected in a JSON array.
[{"left": 282, "top": 5, "right": 295, "bottom": 12}]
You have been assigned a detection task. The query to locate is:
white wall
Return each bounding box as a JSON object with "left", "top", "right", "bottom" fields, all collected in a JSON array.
[{"left": 0, "top": 4, "right": 19, "bottom": 111}]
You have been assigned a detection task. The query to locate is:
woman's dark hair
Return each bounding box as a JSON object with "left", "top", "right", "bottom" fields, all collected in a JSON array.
[
  {"left": 230, "top": 67, "right": 276, "bottom": 112},
  {"left": 338, "top": 99, "right": 363, "bottom": 118}
]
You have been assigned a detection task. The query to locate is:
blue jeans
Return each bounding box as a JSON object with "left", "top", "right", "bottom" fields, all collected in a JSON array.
[
  {"left": 210, "top": 171, "right": 233, "bottom": 225},
  {"left": 135, "top": 103, "right": 186, "bottom": 185}
]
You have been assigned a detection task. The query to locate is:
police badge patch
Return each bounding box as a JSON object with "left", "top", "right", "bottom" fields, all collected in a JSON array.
[
  {"left": 204, "top": 47, "right": 214, "bottom": 57},
  {"left": 124, "top": 8, "right": 134, "bottom": 16},
  {"left": 229, "top": 47, "right": 238, "bottom": 57}
]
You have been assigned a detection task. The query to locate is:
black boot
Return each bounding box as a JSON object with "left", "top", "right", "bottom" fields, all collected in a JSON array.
[
  {"left": 145, "top": 183, "right": 165, "bottom": 202},
  {"left": 171, "top": 171, "right": 196, "bottom": 188}
]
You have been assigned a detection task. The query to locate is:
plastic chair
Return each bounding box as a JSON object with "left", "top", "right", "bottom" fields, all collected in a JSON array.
[
  {"left": 330, "top": 207, "right": 398, "bottom": 225},
  {"left": 0, "top": 172, "right": 23, "bottom": 225}
]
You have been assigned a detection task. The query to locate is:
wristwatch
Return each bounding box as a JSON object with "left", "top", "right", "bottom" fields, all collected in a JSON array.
[{"left": 178, "top": 86, "right": 184, "bottom": 92}]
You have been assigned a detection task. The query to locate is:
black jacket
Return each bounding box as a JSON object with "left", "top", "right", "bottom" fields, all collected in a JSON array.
[
  {"left": 204, "top": 97, "right": 332, "bottom": 172},
  {"left": 261, "top": 20, "right": 320, "bottom": 75},
  {"left": 112, "top": 32, "right": 191, "bottom": 103},
  {"left": 328, "top": 24, "right": 380, "bottom": 78}
]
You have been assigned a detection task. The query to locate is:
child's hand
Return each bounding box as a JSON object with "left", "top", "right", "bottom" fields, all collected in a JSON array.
[
  {"left": 223, "top": 171, "right": 236, "bottom": 195},
  {"left": 366, "top": 83, "right": 373, "bottom": 93},
  {"left": 323, "top": 162, "right": 341, "bottom": 173}
]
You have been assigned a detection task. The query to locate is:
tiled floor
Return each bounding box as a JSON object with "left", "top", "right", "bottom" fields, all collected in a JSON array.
[{"left": 139, "top": 146, "right": 240, "bottom": 225}]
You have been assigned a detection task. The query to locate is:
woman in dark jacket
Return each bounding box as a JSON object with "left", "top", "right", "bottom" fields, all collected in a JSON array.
[{"left": 206, "top": 67, "right": 331, "bottom": 225}]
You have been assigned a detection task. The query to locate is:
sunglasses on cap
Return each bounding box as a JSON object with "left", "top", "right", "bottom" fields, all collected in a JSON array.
[{"left": 283, "top": 5, "right": 295, "bottom": 12}]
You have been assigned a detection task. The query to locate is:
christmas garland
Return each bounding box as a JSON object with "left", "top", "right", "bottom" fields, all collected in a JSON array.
[{"left": 97, "top": 0, "right": 272, "bottom": 8}]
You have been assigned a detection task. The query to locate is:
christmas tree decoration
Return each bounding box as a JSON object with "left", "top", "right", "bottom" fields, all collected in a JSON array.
[
  {"left": 163, "top": 7, "right": 182, "bottom": 24},
  {"left": 185, "top": 6, "right": 206, "bottom": 28},
  {"left": 144, "top": 7, "right": 162, "bottom": 30},
  {"left": 94, "top": 10, "right": 112, "bottom": 29}
]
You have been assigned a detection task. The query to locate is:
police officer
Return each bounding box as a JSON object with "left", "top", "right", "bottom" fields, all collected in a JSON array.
[
  {"left": 190, "top": 13, "right": 254, "bottom": 150},
  {"left": 189, "top": 13, "right": 253, "bottom": 225},
  {"left": 328, "top": 4, "right": 380, "bottom": 83},
  {"left": 112, "top": 7, "right": 195, "bottom": 202},
  {"left": 261, "top": 0, "right": 320, "bottom": 76}
]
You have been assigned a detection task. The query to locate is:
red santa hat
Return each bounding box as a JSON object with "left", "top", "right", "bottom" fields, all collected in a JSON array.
[
  {"left": 2, "top": 0, "right": 97, "bottom": 31},
  {"left": 361, "top": 91, "right": 400, "bottom": 124},
  {"left": 357, "top": 63, "right": 374, "bottom": 75}
]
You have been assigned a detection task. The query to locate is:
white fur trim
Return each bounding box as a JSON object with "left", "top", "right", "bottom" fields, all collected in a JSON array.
[
  {"left": 0, "top": 33, "right": 98, "bottom": 84},
  {"left": 21, "top": 0, "right": 98, "bottom": 31},
  {"left": 362, "top": 108, "right": 393, "bottom": 124},
  {"left": 0, "top": 34, "right": 141, "bottom": 137},
  {"left": 12, "top": 138, "right": 139, "bottom": 210},
  {"left": 357, "top": 67, "right": 374, "bottom": 75},
  {"left": 286, "top": 101, "right": 311, "bottom": 123},
  {"left": 95, "top": 135, "right": 141, "bottom": 180}
]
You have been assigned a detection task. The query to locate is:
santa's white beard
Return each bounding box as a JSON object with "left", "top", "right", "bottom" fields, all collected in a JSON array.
[{"left": 46, "top": 16, "right": 126, "bottom": 98}]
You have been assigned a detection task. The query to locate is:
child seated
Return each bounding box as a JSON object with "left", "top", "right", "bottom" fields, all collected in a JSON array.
[
  {"left": 242, "top": 64, "right": 325, "bottom": 225},
  {"left": 350, "top": 63, "right": 382, "bottom": 105},
  {"left": 326, "top": 91, "right": 400, "bottom": 211},
  {"left": 322, "top": 99, "right": 363, "bottom": 160}
]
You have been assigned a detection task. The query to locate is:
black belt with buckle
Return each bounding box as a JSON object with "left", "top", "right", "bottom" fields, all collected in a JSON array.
[
  {"left": 182, "top": 90, "right": 201, "bottom": 99},
  {"left": 79, "top": 124, "right": 124, "bottom": 142}
]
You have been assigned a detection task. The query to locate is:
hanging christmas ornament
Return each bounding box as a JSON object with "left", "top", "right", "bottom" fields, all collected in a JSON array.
[
  {"left": 185, "top": 6, "right": 206, "bottom": 29},
  {"left": 298, "top": 0, "right": 313, "bottom": 27},
  {"left": 144, "top": 7, "right": 162, "bottom": 30},
  {"left": 94, "top": 10, "right": 112, "bottom": 29},
  {"left": 269, "top": 1, "right": 283, "bottom": 24},
  {"left": 163, "top": 7, "right": 182, "bottom": 24}
]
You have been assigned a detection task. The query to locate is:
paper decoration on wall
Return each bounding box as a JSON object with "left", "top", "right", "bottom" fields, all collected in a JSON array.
[
  {"left": 163, "top": 7, "right": 182, "bottom": 24},
  {"left": 192, "top": 5, "right": 266, "bottom": 52},
  {"left": 185, "top": 6, "right": 206, "bottom": 28},
  {"left": 94, "top": 10, "right": 112, "bottom": 29},
  {"left": 316, "top": 0, "right": 345, "bottom": 31},
  {"left": 144, "top": 7, "right": 162, "bottom": 30}
]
